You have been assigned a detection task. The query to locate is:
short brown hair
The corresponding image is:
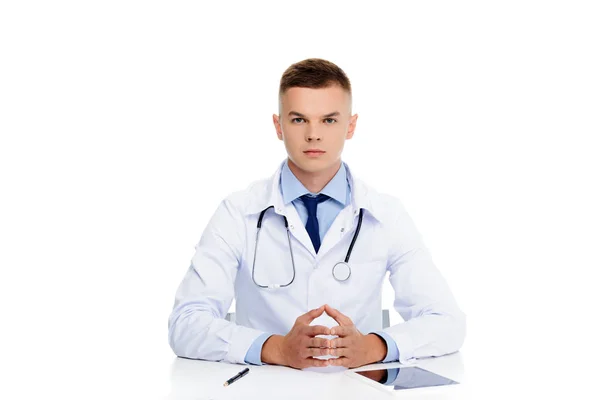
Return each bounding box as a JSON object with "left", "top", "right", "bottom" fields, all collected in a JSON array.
[{"left": 279, "top": 58, "right": 352, "bottom": 110}]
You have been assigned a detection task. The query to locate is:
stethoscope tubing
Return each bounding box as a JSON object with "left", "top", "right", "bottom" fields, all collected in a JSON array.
[{"left": 252, "top": 206, "right": 363, "bottom": 288}]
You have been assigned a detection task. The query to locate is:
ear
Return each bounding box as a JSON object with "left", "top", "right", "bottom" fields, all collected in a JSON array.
[
  {"left": 273, "top": 114, "right": 283, "bottom": 140},
  {"left": 346, "top": 113, "right": 358, "bottom": 140}
]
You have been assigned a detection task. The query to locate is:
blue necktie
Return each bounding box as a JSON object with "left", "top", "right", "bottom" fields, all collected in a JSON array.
[{"left": 300, "top": 194, "right": 329, "bottom": 253}]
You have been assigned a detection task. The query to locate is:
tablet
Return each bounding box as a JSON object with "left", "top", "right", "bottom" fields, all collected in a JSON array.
[{"left": 346, "top": 366, "right": 459, "bottom": 394}]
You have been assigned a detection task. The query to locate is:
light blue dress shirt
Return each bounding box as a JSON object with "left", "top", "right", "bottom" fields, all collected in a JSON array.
[{"left": 244, "top": 161, "right": 400, "bottom": 365}]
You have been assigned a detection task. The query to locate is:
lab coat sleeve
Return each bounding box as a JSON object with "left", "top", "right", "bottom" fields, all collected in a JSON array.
[
  {"left": 382, "top": 201, "right": 466, "bottom": 364},
  {"left": 168, "top": 197, "right": 267, "bottom": 364}
]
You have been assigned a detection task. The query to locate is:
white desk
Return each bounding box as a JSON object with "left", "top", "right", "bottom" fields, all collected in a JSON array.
[{"left": 166, "top": 352, "right": 467, "bottom": 399}]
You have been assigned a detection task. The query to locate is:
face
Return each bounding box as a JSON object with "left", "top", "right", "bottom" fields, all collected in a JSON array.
[{"left": 273, "top": 85, "right": 358, "bottom": 175}]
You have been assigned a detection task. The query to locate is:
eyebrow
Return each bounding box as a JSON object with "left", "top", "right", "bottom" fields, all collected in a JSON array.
[{"left": 288, "top": 111, "right": 340, "bottom": 118}]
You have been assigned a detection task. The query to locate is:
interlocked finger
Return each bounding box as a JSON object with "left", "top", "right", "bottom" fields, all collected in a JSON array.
[
  {"left": 330, "top": 326, "right": 354, "bottom": 337},
  {"left": 329, "top": 347, "right": 350, "bottom": 357},
  {"left": 305, "top": 325, "right": 331, "bottom": 337},
  {"left": 308, "top": 337, "right": 330, "bottom": 348},
  {"left": 305, "top": 347, "right": 330, "bottom": 358},
  {"left": 330, "top": 337, "right": 351, "bottom": 348}
]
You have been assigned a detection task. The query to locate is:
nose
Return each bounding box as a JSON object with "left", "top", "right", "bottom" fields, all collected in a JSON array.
[{"left": 305, "top": 126, "right": 322, "bottom": 142}]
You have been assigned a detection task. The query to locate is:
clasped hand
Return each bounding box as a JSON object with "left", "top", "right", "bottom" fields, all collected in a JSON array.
[{"left": 262, "top": 304, "right": 387, "bottom": 369}]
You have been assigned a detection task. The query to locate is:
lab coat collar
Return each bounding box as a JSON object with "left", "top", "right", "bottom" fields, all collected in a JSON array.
[{"left": 244, "top": 159, "right": 383, "bottom": 223}]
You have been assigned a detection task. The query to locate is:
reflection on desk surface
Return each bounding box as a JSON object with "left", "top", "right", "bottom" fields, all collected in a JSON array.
[
  {"left": 354, "top": 366, "right": 458, "bottom": 390},
  {"left": 166, "top": 352, "right": 466, "bottom": 400}
]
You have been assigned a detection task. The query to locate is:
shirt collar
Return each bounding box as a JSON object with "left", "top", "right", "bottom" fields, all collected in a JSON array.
[
  {"left": 244, "top": 159, "right": 382, "bottom": 223},
  {"left": 280, "top": 160, "right": 348, "bottom": 206}
]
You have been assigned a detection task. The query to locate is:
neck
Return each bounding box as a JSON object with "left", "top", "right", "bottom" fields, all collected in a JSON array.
[{"left": 287, "top": 158, "right": 342, "bottom": 194}]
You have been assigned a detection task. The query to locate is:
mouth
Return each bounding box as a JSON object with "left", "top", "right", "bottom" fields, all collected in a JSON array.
[
  {"left": 304, "top": 150, "right": 325, "bottom": 154},
  {"left": 303, "top": 150, "right": 326, "bottom": 158}
]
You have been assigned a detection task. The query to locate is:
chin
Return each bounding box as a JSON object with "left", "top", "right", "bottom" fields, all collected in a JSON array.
[{"left": 294, "top": 158, "right": 332, "bottom": 173}]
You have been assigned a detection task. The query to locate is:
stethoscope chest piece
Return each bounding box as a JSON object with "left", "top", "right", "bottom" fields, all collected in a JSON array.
[{"left": 332, "top": 261, "right": 351, "bottom": 282}]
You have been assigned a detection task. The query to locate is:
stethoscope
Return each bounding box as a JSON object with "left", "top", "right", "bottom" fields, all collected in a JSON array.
[{"left": 251, "top": 206, "right": 364, "bottom": 289}]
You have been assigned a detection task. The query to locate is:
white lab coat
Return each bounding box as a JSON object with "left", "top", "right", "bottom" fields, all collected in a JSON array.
[{"left": 168, "top": 160, "right": 466, "bottom": 365}]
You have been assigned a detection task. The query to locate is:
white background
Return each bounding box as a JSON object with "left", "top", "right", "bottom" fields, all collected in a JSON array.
[{"left": 1, "top": 1, "right": 599, "bottom": 398}]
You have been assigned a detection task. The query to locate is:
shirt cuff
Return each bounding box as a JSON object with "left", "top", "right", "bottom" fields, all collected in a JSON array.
[
  {"left": 371, "top": 331, "right": 400, "bottom": 363},
  {"left": 244, "top": 333, "right": 273, "bottom": 365}
]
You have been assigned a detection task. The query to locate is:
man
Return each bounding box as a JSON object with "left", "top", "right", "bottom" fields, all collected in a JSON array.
[{"left": 168, "top": 58, "right": 465, "bottom": 370}]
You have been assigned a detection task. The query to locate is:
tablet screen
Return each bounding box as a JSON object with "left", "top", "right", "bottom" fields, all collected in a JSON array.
[{"left": 350, "top": 366, "right": 458, "bottom": 391}]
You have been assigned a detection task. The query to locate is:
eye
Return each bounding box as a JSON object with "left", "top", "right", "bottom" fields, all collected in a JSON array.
[
  {"left": 291, "top": 118, "right": 305, "bottom": 123},
  {"left": 324, "top": 118, "right": 337, "bottom": 124}
]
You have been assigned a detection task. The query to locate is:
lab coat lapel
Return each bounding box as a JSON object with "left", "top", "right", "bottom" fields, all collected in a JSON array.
[
  {"left": 316, "top": 163, "right": 383, "bottom": 259},
  {"left": 245, "top": 160, "right": 318, "bottom": 257},
  {"left": 315, "top": 205, "right": 355, "bottom": 260},
  {"left": 281, "top": 201, "right": 316, "bottom": 257}
]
